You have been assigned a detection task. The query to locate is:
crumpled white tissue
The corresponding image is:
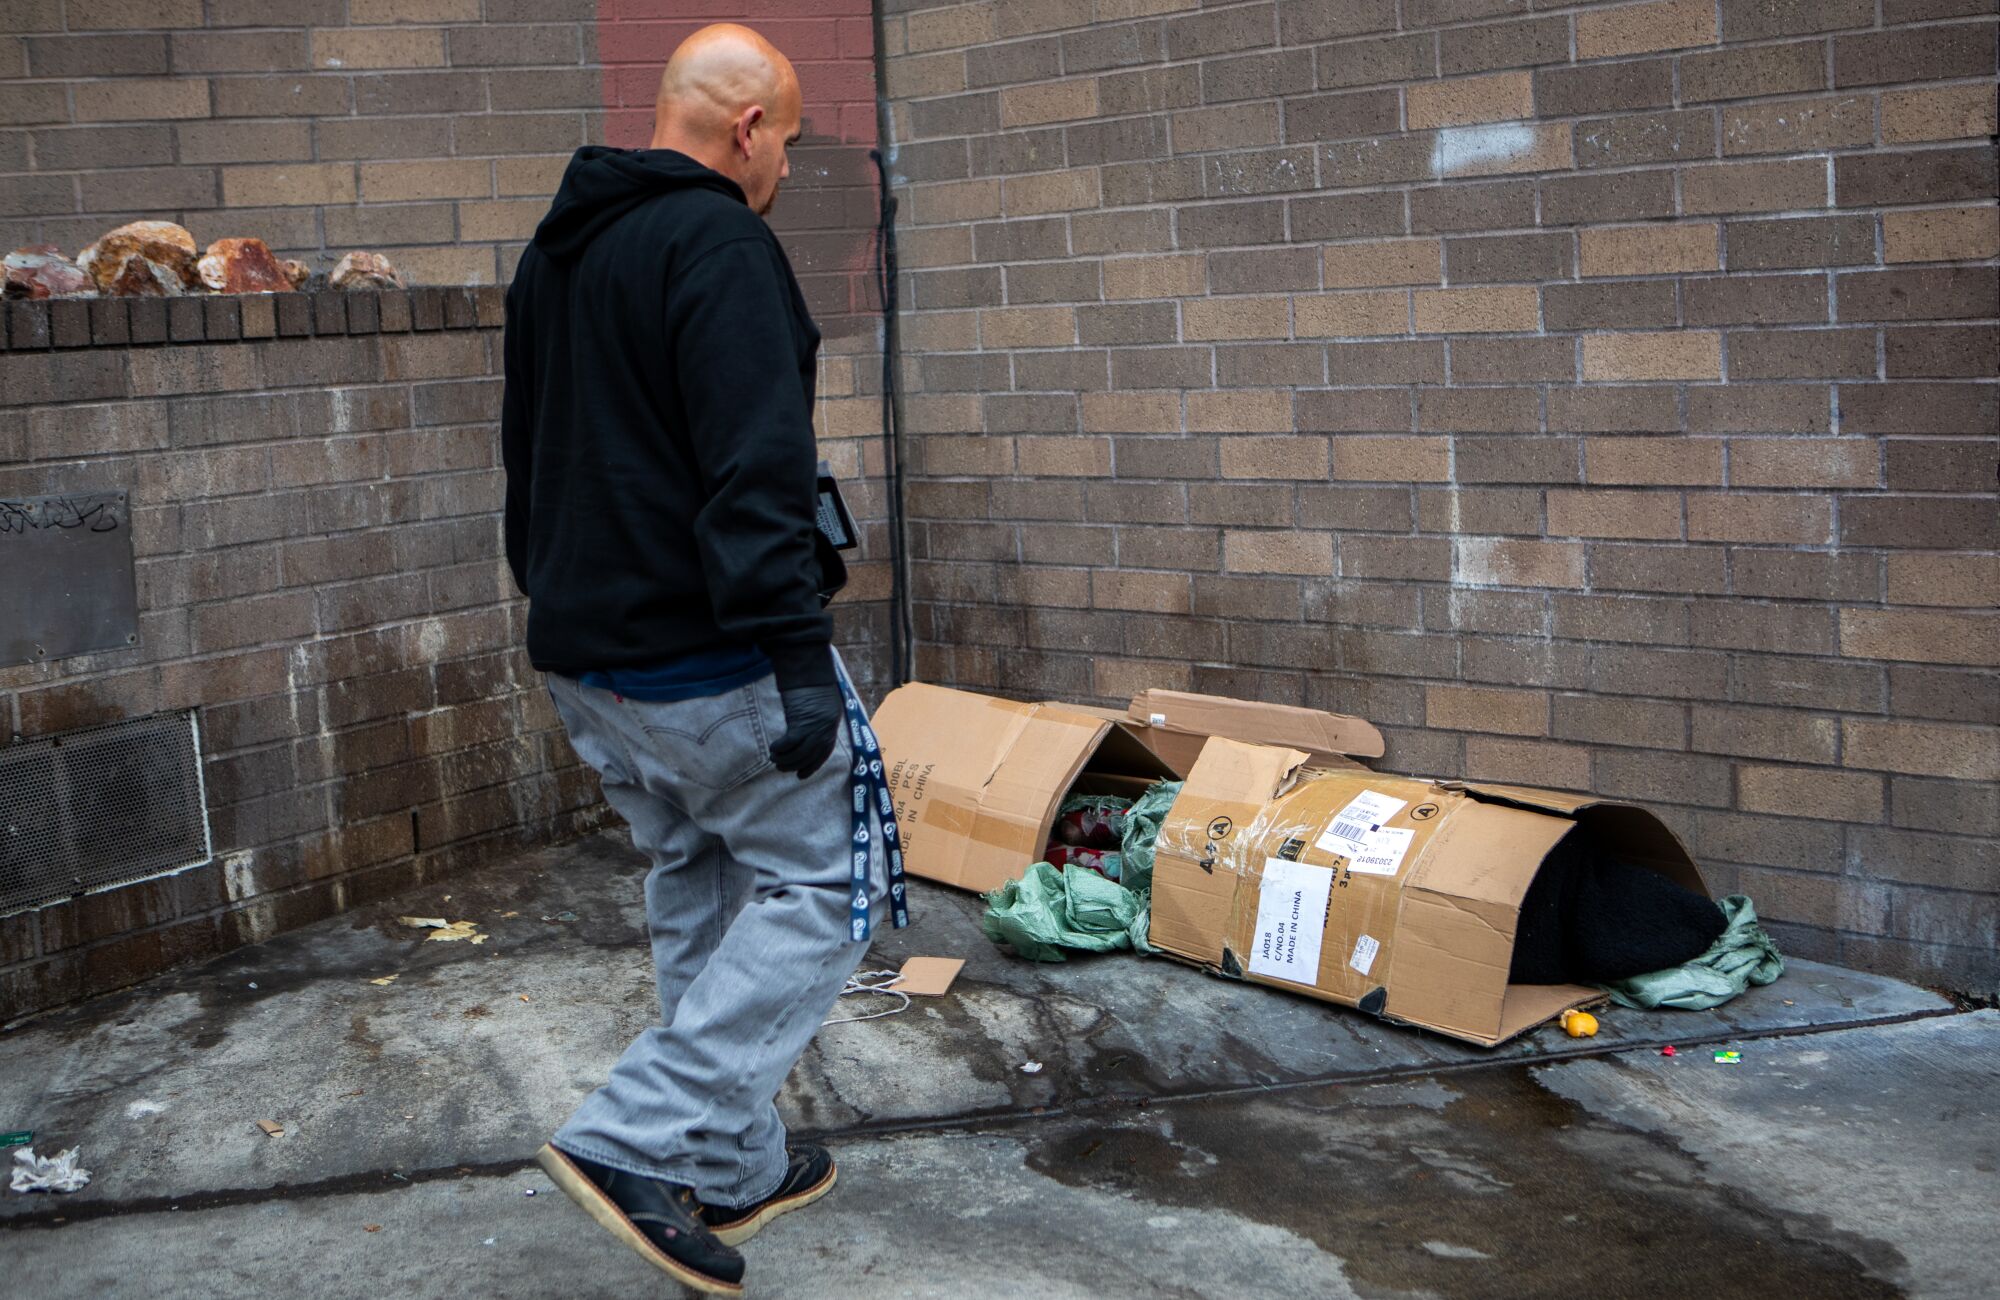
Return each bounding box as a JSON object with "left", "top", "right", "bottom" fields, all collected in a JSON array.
[{"left": 10, "top": 1146, "right": 91, "bottom": 1193}]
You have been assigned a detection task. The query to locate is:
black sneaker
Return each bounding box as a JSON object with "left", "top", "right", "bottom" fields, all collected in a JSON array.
[
  {"left": 702, "top": 1143, "right": 838, "bottom": 1246},
  {"left": 535, "top": 1143, "right": 745, "bottom": 1295}
]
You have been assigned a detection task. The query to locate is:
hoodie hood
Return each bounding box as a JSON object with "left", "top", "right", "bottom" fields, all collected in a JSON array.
[{"left": 531, "top": 146, "right": 747, "bottom": 261}]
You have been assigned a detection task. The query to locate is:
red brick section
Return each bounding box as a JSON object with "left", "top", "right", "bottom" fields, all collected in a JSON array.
[
  {"left": 594, "top": 1, "right": 901, "bottom": 686},
  {"left": 881, "top": 0, "right": 2000, "bottom": 994},
  {"left": 597, "top": 0, "right": 883, "bottom": 333}
]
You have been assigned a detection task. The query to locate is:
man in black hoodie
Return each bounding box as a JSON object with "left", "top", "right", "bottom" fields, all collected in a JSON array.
[{"left": 502, "top": 25, "right": 901, "bottom": 1296}]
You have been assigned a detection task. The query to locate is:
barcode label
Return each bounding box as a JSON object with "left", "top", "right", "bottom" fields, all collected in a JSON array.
[{"left": 1315, "top": 790, "right": 1410, "bottom": 856}]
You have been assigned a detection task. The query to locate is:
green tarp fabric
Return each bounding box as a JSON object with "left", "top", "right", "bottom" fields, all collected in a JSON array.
[
  {"left": 980, "top": 781, "right": 1182, "bottom": 963},
  {"left": 980, "top": 862, "right": 1147, "bottom": 962},
  {"left": 1117, "top": 779, "right": 1179, "bottom": 900},
  {"left": 1600, "top": 894, "right": 1785, "bottom": 1011}
]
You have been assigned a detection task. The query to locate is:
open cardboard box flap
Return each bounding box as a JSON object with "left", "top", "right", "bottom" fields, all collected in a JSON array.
[
  {"left": 1047, "top": 689, "right": 1381, "bottom": 778},
  {"left": 1129, "top": 688, "right": 1385, "bottom": 765},
  {"left": 1149, "top": 738, "right": 1706, "bottom": 1048},
  {"left": 873, "top": 682, "right": 1175, "bottom": 894}
]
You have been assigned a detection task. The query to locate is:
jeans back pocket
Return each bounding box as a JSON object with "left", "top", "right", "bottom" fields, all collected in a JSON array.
[{"left": 634, "top": 685, "right": 772, "bottom": 793}]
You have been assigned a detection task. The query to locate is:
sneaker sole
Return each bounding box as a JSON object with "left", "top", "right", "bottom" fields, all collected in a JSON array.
[
  {"left": 708, "top": 1163, "right": 839, "bottom": 1247},
  {"left": 535, "top": 1143, "right": 744, "bottom": 1296}
]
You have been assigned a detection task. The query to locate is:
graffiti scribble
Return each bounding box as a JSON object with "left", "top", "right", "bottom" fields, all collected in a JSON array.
[{"left": 0, "top": 495, "right": 124, "bottom": 536}]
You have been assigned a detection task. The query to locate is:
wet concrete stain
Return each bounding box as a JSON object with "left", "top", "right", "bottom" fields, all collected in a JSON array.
[{"left": 1024, "top": 1067, "right": 1907, "bottom": 1300}]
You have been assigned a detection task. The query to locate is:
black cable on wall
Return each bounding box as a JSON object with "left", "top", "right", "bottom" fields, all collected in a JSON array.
[{"left": 869, "top": 0, "right": 912, "bottom": 688}]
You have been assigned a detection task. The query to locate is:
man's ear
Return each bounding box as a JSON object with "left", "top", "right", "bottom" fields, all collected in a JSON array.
[{"left": 736, "top": 104, "right": 765, "bottom": 160}]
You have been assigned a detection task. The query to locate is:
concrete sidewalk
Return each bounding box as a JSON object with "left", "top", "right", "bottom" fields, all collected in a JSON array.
[{"left": 3, "top": 831, "right": 1993, "bottom": 1297}]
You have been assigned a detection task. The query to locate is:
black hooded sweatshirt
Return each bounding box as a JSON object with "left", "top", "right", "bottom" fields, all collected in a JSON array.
[{"left": 501, "top": 146, "right": 834, "bottom": 690}]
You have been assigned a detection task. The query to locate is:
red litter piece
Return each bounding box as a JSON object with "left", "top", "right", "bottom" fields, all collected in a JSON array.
[{"left": 1661, "top": 1045, "right": 1677, "bottom": 1057}]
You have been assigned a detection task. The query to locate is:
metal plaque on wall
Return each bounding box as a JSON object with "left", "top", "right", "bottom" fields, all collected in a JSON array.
[{"left": 0, "top": 490, "right": 141, "bottom": 668}]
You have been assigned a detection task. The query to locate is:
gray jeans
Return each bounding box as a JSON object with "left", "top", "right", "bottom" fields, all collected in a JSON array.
[{"left": 545, "top": 662, "right": 880, "bottom": 1208}]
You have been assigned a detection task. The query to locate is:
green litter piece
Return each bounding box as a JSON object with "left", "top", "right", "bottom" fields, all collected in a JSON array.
[
  {"left": 0, "top": 1130, "right": 31, "bottom": 1148},
  {"left": 1713, "top": 1050, "right": 1742, "bottom": 1065}
]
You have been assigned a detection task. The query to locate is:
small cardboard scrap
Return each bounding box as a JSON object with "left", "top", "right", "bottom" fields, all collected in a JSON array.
[
  {"left": 256, "top": 1120, "right": 284, "bottom": 1138},
  {"left": 897, "top": 956, "right": 963, "bottom": 997}
]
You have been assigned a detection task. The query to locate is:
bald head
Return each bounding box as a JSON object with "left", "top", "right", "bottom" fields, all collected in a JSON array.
[{"left": 650, "top": 24, "right": 802, "bottom": 216}]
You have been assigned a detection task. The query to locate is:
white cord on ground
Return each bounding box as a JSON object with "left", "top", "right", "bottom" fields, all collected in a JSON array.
[{"left": 822, "top": 969, "right": 910, "bottom": 1025}]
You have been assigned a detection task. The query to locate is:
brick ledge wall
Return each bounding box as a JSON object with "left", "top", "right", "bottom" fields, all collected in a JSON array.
[
  {"left": 2, "top": 284, "right": 507, "bottom": 355},
  {"left": 0, "top": 292, "right": 604, "bottom": 1023}
]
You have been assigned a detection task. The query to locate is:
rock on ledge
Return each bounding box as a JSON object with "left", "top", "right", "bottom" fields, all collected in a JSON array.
[
  {"left": 79, "top": 221, "right": 202, "bottom": 297},
  {"left": 197, "top": 238, "right": 294, "bottom": 294},
  {"left": 3, "top": 245, "right": 94, "bottom": 299},
  {"left": 330, "top": 251, "right": 405, "bottom": 291}
]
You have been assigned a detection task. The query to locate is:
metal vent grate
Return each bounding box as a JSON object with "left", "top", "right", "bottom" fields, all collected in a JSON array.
[{"left": 1, "top": 710, "right": 212, "bottom": 917}]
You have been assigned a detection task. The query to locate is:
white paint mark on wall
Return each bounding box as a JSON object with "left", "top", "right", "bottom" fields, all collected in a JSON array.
[
  {"left": 1432, "top": 124, "right": 1536, "bottom": 177},
  {"left": 1453, "top": 538, "right": 1505, "bottom": 589},
  {"left": 235, "top": 900, "right": 278, "bottom": 946},
  {"left": 415, "top": 617, "right": 447, "bottom": 662},
  {"left": 329, "top": 388, "right": 358, "bottom": 434},
  {"left": 1451, "top": 536, "right": 1587, "bottom": 590},
  {"left": 222, "top": 850, "right": 258, "bottom": 904}
]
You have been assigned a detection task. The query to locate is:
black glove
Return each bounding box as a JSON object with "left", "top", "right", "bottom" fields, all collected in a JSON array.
[{"left": 769, "top": 681, "right": 843, "bottom": 779}]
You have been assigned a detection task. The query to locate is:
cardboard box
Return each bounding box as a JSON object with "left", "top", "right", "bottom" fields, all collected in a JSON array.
[
  {"left": 1148, "top": 738, "right": 1706, "bottom": 1047},
  {"left": 872, "top": 683, "right": 1175, "bottom": 894},
  {"left": 1126, "top": 688, "right": 1384, "bottom": 773}
]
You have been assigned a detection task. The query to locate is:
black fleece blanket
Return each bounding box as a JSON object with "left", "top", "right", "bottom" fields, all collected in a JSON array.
[{"left": 1509, "top": 828, "right": 1727, "bottom": 985}]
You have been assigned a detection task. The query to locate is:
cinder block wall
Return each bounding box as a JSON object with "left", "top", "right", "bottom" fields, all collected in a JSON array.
[{"left": 879, "top": 0, "right": 1999, "bottom": 993}]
